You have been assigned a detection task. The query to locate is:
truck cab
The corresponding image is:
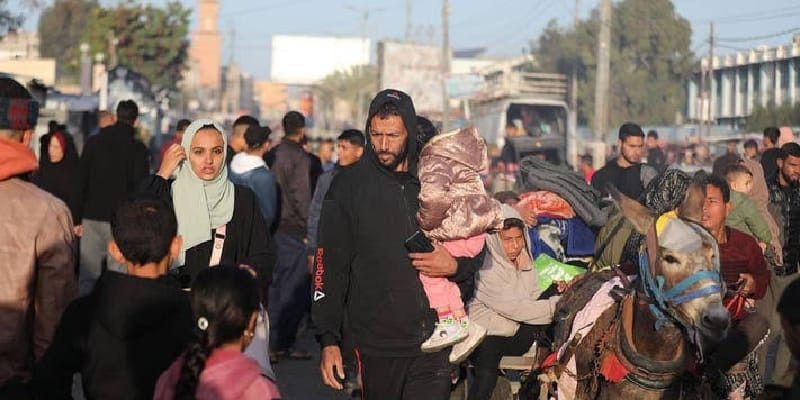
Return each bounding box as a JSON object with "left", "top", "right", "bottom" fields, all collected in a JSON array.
[{"left": 468, "top": 72, "right": 569, "bottom": 166}]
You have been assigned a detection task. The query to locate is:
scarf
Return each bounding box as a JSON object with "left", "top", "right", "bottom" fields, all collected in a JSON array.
[
  {"left": 0, "top": 135, "right": 37, "bottom": 180},
  {"left": 171, "top": 119, "right": 235, "bottom": 265}
]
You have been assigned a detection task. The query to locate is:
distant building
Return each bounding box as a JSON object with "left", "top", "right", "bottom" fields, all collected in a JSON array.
[
  {"left": 253, "top": 80, "right": 288, "bottom": 122},
  {"left": 687, "top": 35, "right": 800, "bottom": 128},
  {"left": 188, "top": 0, "right": 222, "bottom": 96},
  {"left": 270, "top": 35, "right": 370, "bottom": 85},
  {"left": 221, "top": 63, "right": 256, "bottom": 116},
  {"left": 0, "top": 29, "right": 39, "bottom": 60}
]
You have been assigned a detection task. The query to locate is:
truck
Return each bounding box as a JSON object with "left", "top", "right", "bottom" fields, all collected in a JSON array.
[{"left": 468, "top": 69, "right": 571, "bottom": 167}]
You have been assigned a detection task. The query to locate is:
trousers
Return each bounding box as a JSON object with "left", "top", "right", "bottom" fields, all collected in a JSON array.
[
  {"left": 78, "top": 219, "right": 125, "bottom": 296},
  {"left": 268, "top": 233, "right": 311, "bottom": 351},
  {"left": 358, "top": 350, "right": 451, "bottom": 400}
]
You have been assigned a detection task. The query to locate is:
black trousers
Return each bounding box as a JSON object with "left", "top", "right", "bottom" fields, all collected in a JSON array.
[
  {"left": 358, "top": 349, "right": 451, "bottom": 400},
  {"left": 468, "top": 324, "right": 541, "bottom": 400}
]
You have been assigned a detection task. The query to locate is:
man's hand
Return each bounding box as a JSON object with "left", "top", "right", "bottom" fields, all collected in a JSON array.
[
  {"left": 73, "top": 225, "right": 82, "bottom": 237},
  {"left": 737, "top": 273, "right": 756, "bottom": 295},
  {"left": 320, "top": 345, "right": 344, "bottom": 390},
  {"left": 410, "top": 243, "right": 457, "bottom": 277},
  {"left": 513, "top": 204, "right": 537, "bottom": 226}
]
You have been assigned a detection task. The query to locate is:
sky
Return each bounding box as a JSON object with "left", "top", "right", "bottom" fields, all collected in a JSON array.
[{"left": 12, "top": 0, "right": 800, "bottom": 80}]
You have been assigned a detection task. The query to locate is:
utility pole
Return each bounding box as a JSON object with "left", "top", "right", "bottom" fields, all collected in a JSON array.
[
  {"left": 593, "top": 0, "right": 611, "bottom": 142},
  {"left": 706, "top": 22, "right": 714, "bottom": 137},
  {"left": 405, "top": 0, "right": 413, "bottom": 42},
  {"left": 568, "top": 0, "right": 579, "bottom": 168},
  {"left": 441, "top": 0, "right": 450, "bottom": 133}
]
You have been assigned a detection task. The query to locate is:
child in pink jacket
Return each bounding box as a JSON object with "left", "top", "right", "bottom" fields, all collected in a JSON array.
[
  {"left": 154, "top": 266, "right": 280, "bottom": 400},
  {"left": 416, "top": 126, "right": 503, "bottom": 360}
]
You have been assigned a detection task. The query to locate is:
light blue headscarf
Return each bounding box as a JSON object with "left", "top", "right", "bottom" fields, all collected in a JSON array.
[{"left": 172, "top": 119, "right": 235, "bottom": 265}]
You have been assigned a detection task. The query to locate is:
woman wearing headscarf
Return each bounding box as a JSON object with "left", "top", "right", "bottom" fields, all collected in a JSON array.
[
  {"left": 33, "top": 128, "right": 81, "bottom": 227},
  {"left": 139, "top": 119, "right": 274, "bottom": 286}
]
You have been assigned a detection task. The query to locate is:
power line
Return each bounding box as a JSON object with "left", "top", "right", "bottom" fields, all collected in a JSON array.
[
  {"left": 710, "top": 5, "right": 800, "bottom": 24},
  {"left": 220, "top": 0, "right": 315, "bottom": 18},
  {"left": 716, "top": 27, "right": 800, "bottom": 43}
]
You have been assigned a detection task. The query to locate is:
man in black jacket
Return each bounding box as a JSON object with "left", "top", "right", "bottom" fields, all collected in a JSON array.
[
  {"left": 32, "top": 195, "right": 192, "bottom": 400},
  {"left": 77, "top": 100, "right": 149, "bottom": 295},
  {"left": 312, "top": 90, "right": 484, "bottom": 399}
]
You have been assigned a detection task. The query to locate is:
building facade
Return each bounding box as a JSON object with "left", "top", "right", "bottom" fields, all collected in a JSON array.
[
  {"left": 188, "top": 0, "right": 222, "bottom": 95},
  {"left": 687, "top": 35, "right": 800, "bottom": 128}
]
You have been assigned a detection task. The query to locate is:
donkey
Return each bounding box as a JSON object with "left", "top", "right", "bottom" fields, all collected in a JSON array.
[{"left": 562, "top": 187, "right": 730, "bottom": 400}]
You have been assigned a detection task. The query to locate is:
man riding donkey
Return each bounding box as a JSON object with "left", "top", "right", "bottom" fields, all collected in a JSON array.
[{"left": 535, "top": 170, "right": 770, "bottom": 399}]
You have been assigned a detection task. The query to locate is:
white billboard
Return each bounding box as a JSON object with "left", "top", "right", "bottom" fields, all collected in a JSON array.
[
  {"left": 270, "top": 35, "right": 370, "bottom": 85},
  {"left": 378, "top": 41, "right": 443, "bottom": 114}
]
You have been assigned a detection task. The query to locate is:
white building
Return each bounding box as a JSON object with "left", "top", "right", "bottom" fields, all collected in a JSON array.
[
  {"left": 270, "top": 35, "right": 370, "bottom": 85},
  {"left": 687, "top": 35, "right": 800, "bottom": 128}
]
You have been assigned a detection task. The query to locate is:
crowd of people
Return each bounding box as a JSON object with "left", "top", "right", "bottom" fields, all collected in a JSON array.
[{"left": 3, "top": 74, "right": 800, "bottom": 400}]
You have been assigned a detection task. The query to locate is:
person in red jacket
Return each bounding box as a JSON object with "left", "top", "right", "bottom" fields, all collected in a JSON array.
[{"left": 700, "top": 174, "right": 770, "bottom": 388}]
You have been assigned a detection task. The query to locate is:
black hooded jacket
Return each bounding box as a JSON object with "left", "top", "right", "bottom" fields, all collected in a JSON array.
[
  {"left": 33, "top": 131, "right": 81, "bottom": 222},
  {"left": 32, "top": 271, "right": 193, "bottom": 400},
  {"left": 311, "top": 89, "right": 484, "bottom": 357}
]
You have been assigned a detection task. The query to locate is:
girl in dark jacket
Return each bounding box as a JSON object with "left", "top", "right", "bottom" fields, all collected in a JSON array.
[
  {"left": 140, "top": 119, "right": 274, "bottom": 286},
  {"left": 33, "top": 128, "right": 81, "bottom": 226}
]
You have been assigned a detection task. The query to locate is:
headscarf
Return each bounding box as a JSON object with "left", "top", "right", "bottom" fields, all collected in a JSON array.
[
  {"left": 34, "top": 130, "right": 81, "bottom": 221},
  {"left": 171, "top": 119, "right": 235, "bottom": 264},
  {"left": 484, "top": 205, "right": 533, "bottom": 271}
]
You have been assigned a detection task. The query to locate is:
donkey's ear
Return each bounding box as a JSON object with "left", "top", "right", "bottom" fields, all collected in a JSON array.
[
  {"left": 610, "top": 186, "right": 655, "bottom": 234},
  {"left": 677, "top": 181, "right": 705, "bottom": 223}
]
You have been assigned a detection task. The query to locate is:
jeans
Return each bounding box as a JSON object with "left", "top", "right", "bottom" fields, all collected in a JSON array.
[
  {"left": 78, "top": 219, "right": 125, "bottom": 296},
  {"left": 268, "top": 233, "right": 311, "bottom": 351}
]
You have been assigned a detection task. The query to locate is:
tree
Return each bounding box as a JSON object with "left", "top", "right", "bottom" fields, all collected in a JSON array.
[
  {"left": 535, "top": 0, "right": 693, "bottom": 130},
  {"left": 0, "top": 0, "right": 23, "bottom": 36},
  {"left": 318, "top": 65, "right": 378, "bottom": 126},
  {"left": 745, "top": 102, "right": 800, "bottom": 132},
  {"left": 82, "top": 0, "right": 190, "bottom": 93},
  {"left": 38, "top": 0, "right": 98, "bottom": 82}
]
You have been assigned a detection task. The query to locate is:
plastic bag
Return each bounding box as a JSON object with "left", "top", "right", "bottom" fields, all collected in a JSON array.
[{"left": 534, "top": 253, "right": 587, "bottom": 290}]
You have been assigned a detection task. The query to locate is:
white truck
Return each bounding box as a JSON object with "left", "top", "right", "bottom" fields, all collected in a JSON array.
[{"left": 468, "top": 71, "right": 571, "bottom": 166}]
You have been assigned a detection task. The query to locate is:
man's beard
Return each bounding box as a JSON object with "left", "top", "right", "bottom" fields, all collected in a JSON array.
[
  {"left": 781, "top": 169, "right": 799, "bottom": 186},
  {"left": 621, "top": 151, "right": 640, "bottom": 165},
  {"left": 376, "top": 145, "right": 408, "bottom": 172}
]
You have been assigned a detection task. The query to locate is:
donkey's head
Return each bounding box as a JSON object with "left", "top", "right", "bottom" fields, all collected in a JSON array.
[{"left": 614, "top": 187, "right": 730, "bottom": 350}]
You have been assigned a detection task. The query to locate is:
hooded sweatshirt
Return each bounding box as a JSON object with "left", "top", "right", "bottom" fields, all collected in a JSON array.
[
  {"left": 154, "top": 348, "right": 280, "bottom": 400},
  {"left": 417, "top": 126, "right": 502, "bottom": 241},
  {"left": 468, "top": 205, "right": 560, "bottom": 337},
  {"left": 32, "top": 272, "right": 193, "bottom": 400},
  {"left": 311, "top": 89, "right": 432, "bottom": 357}
]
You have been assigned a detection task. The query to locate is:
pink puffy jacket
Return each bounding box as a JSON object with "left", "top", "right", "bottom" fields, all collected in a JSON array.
[{"left": 417, "top": 126, "right": 503, "bottom": 241}]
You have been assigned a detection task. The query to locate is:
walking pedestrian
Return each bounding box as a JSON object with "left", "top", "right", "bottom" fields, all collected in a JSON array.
[
  {"left": 229, "top": 115, "right": 260, "bottom": 165},
  {"left": 269, "top": 111, "right": 313, "bottom": 361},
  {"left": 142, "top": 119, "right": 273, "bottom": 284},
  {"left": 760, "top": 142, "right": 800, "bottom": 388},
  {"left": 313, "top": 90, "right": 484, "bottom": 399},
  {"left": 77, "top": 99, "right": 149, "bottom": 295},
  {"left": 318, "top": 138, "right": 335, "bottom": 172},
  {"left": 153, "top": 266, "right": 281, "bottom": 400},
  {"left": 33, "top": 195, "right": 193, "bottom": 400},
  {"left": 762, "top": 127, "right": 782, "bottom": 182},
  {"left": 591, "top": 123, "right": 657, "bottom": 200},
  {"left": 229, "top": 125, "right": 278, "bottom": 232},
  {"left": 646, "top": 129, "right": 666, "bottom": 172},
  {"left": 33, "top": 128, "right": 82, "bottom": 229},
  {"left": 0, "top": 77, "right": 76, "bottom": 398}
]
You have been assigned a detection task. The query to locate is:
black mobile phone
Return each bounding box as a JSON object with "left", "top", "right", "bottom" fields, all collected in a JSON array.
[{"left": 404, "top": 230, "right": 434, "bottom": 253}]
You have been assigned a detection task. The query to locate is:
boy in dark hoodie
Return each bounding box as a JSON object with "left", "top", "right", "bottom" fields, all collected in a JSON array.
[
  {"left": 33, "top": 195, "right": 193, "bottom": 400},
  {"left": 312, "top": 90, "right": 484, "bottom": 399}
]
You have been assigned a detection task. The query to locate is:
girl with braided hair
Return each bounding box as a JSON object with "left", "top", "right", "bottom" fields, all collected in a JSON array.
[{"left": 154, "top": 265, "right": 280, "bottom": 399}]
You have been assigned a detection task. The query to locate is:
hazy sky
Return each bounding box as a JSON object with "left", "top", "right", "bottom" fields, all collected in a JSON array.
[{"left": 14, "top": 0, "right": 800, "bottom": 80}]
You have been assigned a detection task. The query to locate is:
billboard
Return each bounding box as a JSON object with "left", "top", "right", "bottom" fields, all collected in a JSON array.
[
  {"left": 270, "top": 35, "right": 370, "bottom": 85},
  {"left": 378, "top": 41, "right": 443, "bottom": 114}
]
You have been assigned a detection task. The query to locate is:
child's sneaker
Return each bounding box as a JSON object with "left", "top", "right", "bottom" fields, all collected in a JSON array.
[
  {"left": 421, "top": 316, "right": 467, "bottom": 352},
  {"left": 449, "top": 319, "right": 487, "bottom": 364}
]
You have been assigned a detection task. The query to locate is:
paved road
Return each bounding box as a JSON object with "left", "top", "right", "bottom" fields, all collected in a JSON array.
[{"left": 273, "top": 329, "right": 353, "bottom": 400}]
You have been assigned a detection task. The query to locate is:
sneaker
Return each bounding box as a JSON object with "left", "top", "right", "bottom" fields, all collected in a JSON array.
[
  {"left": 449, "top": 321, "right": 487, "bottom": 364},
  {"left": 421, "top": 317, "right": 467, "bottom": 352}
]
